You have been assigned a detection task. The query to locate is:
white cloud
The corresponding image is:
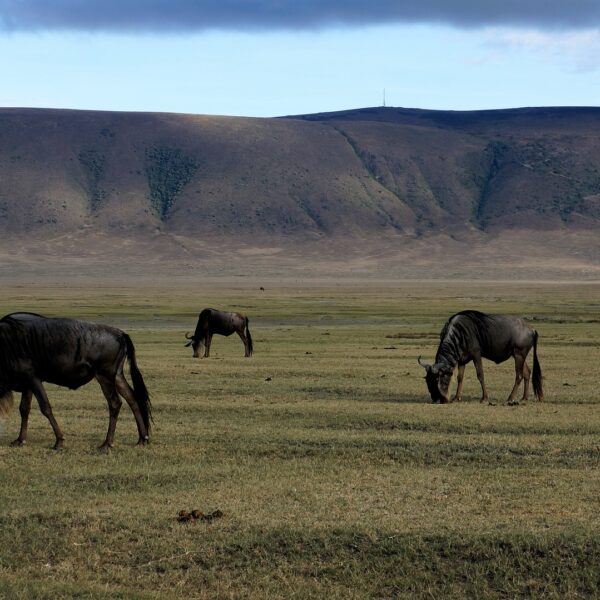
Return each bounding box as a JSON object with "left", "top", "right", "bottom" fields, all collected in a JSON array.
[{"left": 483, "top": 27, "right": 600, "bottom": 73}]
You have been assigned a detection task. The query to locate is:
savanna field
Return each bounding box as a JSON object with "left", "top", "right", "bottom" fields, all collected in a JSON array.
[{"left": 0, "top": 281, "right": 599, "bottom": 599}]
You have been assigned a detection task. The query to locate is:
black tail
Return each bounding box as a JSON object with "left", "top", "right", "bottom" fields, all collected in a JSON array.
[
  {"left": 0, "top": 390, "right": 13, "bottom": 417},
  {"left": 246, "top": 317, "right": 253, "bottom": 356},
  {"left": 124, "top": 334, "right": 153, "bottom": 430},
  {"left": 532, "top": 330, "right": 544, "bottom": 401}
]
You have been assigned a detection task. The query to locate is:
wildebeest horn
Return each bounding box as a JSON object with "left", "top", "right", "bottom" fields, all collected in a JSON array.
[
  {"left": 418, "top": 356, "right": 430, "bottom": 369},
  {"left": 185, "top": 332, "right": 193, "bottom": 339}
]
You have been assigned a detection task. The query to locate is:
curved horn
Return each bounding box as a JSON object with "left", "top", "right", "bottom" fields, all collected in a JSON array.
[
  {"left": 418, "top": 356, "right": 430, "bottom": 369},
  {"left": 185, "top": 332, "right": 194, "bottom": 340}
]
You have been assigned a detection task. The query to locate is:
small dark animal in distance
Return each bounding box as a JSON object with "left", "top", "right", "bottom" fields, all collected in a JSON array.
[
  {"left": 418, "top": 310, "right": 543, "bottom": 405},
  {"left": 185, "top": 308, "right": 253, "bottom": 358},
  {"left": 0, "top": 312, "right": 151, "bottom": 451}
]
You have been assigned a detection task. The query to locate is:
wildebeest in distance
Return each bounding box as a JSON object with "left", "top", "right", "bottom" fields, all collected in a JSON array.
[
  {"left": 0, "top": 312, "right": 151, "bottom": 451},
  {"left": 418, "top": 310, "right": 543, "bottom": 405},
  {"left": 185, "top": 308, "right": 253, "bottom": 358}
]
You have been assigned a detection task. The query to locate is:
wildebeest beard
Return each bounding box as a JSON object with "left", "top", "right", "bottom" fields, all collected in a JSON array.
[{"left": 425, "top": 365, "right": 454, "bottom": 403}]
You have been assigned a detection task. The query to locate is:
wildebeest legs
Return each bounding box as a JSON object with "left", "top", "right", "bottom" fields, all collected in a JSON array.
[
  {"left": 31, "top": 379, "right": 65, "bottom": 450},
  {"left": 521, "top": 361, "right": 531, "bottom": 402},
  {"left": 10, "top": 390, "right": 33, "bottom": 447},
  {"left": 506, "top": 353, "right": 526, "bottom": 405},
  {"left": 97, "top": 375, "right": 123, "bottom": 452},
  {"left": 236, "top": 330, "right": 250, "bottom": 357},
  {"left": 115, "top": 373, "right": 149, "bottom": 445},
  {"left": 204, "top": 334, "right": 212, "bottom": 358},
  {"left": 474, "top": 357, "right": 489, "bottom": 403},
  {"left": 451, "top": 364, "right": 466, "bottom": 402}
]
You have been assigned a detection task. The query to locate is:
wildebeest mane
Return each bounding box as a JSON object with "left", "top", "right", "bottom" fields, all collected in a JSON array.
[
  {"left": 436, "top": 310, "right": 497, "bottom": 365},
  {"left": 0, "top": 314, "right": 49, "bottom": 409},
  {"left": 0, "top": 316, "right": 36, "bottom": 377},
  {"left": 0, "top": 313, "right": 73, "bottom": 363}
]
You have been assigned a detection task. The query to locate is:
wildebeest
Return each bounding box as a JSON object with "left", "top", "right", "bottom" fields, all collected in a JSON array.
[
  {"left": 0, "top": 312, "right": 151, "bottom": 451},
  {"left": 185, "top": 308, "right": 253, "bottom": 358},
  {"left": 418, "top": 310, "right": 543, "bottom": 405}
]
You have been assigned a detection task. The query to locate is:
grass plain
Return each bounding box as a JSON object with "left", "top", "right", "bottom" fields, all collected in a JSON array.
[{"left": 0, "top": 281, "right": 599, "bottom": 599}]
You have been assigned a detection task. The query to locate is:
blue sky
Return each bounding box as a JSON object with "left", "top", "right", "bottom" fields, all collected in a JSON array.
[{"left": 1, "top": 2, "right": 600, "bottom": 117}]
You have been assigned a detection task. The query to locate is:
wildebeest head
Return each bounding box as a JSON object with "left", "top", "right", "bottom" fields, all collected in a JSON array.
[
  {"left": 184, "top": 332, "right": 203, "bottom": 358},
  {"left": 418, "top": 356, "right": 454, "bottom": 403}
]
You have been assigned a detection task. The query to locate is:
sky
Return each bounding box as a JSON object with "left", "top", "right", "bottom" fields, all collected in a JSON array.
[{"left": 1, "top": 1, "right": 600, "bottom": 117}]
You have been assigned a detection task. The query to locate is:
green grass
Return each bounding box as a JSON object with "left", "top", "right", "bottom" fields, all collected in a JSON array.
[{"left": 0, "top": 282, "right": 599, "bottom": 598}]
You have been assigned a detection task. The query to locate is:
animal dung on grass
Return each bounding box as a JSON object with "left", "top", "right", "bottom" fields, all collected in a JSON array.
[{"left": 177, "top": 509, "right": 224, "bottom": 523}]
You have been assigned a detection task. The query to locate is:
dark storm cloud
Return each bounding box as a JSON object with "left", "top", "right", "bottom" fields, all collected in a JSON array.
[{"left": 0, "top": 1, "right": 599, "bottom": 32}]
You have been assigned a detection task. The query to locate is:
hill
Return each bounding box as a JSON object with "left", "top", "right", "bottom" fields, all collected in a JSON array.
[{"left": 0, "top": 106, "right": 599, "bottom": 280}]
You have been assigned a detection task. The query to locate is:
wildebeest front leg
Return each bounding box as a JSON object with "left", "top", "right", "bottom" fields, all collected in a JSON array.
[
  {"left": 31, "top": 380, "right": 65, "bottom": 450},
  {"left": 97, "top": 375, "right": 122, "bottom": 452},
  {"left": 10, "top": 390, "right": 33, "bottom": 447},
  {"left": 115, "top": 373, "right": 149, "bottom": 446},
  {"left": 451, "top": 364, "right": 466, "bottom": 402},
  {"left": 236, "top": 330, "right": 250, "bottom": 357},
  {"left": 205, "top": 334, "right": 212, "bottom": 358},
  {"left": 506, "top": 354, "right": 525, "bottom": 405},
  {"left": 474, "top": 357, "right": 489, "bottom": 403}
]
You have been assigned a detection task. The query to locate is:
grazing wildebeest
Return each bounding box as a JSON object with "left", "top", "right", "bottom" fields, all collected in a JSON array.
[
  {"left": 418, "top": 310, "right": 543, "bottom": 405},
  {"left": 0, "top": 312, "right": 151, "bottom": 451},
  {"left": 185, "top": 308, "right": 253, "bottom": 358}
]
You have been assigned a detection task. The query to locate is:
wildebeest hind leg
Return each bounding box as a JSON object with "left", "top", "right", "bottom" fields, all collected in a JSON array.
[
  {"left": 10, "top": 390, "right": 32, "bottom": 447},
  {"left": 97, "top": 375, "right": 123, "bottom": 452},
  {"left": 506, "top": 354, "right": 525, "bottom": 405},
  {"left": 31, "top": 380, "right": 65, "bottom": 450},
  {"left": 236, "top": 330, "right": 249, "bottom": 357},
  {"left": 521, "top": 361, "right": 531, "bottom": 402},
  {"left": 115, "top": 373, "right": 149, "bottom": 445}
]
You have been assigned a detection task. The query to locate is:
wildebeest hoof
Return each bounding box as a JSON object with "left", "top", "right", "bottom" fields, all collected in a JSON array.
[
  {"left": 137, "top": 437, "right": 149, "bottom": 446},
  {"left": 10, "top": 438, "right": 25, "bottom": 447},
  {"left": 53, "top": 440, "right": 65, "bottom": 450},
  {"left": 487, "top": 401, "right": 497, "bottom": 406},
  {"left": 98, "top": 443, "right": 113, "bottom": 453}
]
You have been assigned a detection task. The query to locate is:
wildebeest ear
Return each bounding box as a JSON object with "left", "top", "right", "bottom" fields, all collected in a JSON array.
[
  {"left": 184, "top": 340, "right": 193, "bottom": 347},
  {"left": 430, "top": 363, "right": 441, "bottom": 375}
]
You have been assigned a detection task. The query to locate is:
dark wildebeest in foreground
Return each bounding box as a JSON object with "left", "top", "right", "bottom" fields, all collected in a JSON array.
[
  {"left": 0, "top": 312, "right": 151, "bottom": 451},
  {"left": 185, "top": 308, "right": 253, "bottom": 358},
  {"left": 418, "top": 310, "right": 543, "bottom": 405}
]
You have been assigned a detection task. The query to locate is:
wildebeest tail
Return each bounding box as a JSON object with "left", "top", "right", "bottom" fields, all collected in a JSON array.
[
  {"left": 246, "top": 317, "right": 253, "bottom": 356},
  {"left": 124, "top": 334, "right": 153, "bottom": 430},
  {"left": 532, "top": 330, "right": 544, "bottom": 401},
  {"left": 0, "top": 390, "right": 13, "bottom": 417}
]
